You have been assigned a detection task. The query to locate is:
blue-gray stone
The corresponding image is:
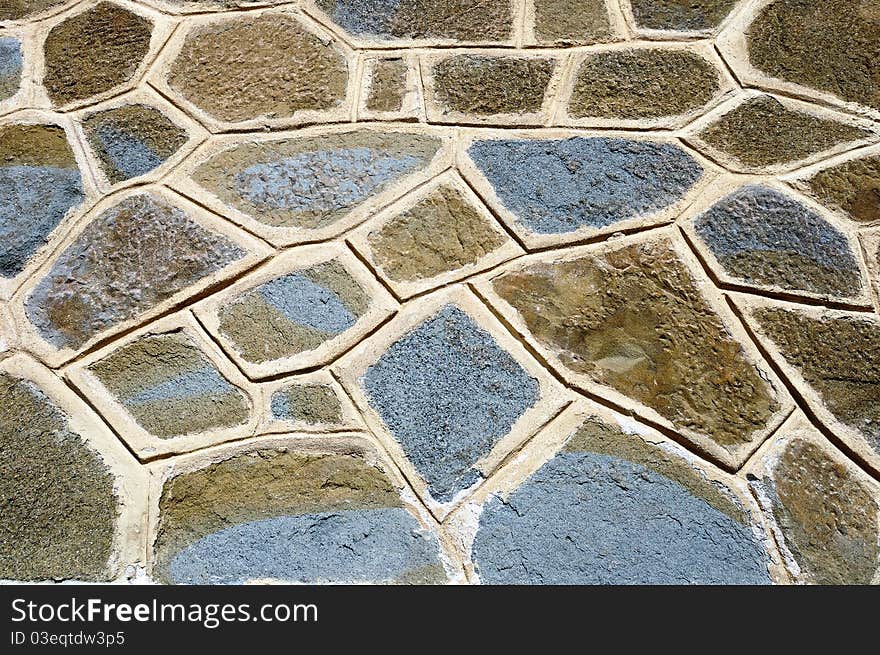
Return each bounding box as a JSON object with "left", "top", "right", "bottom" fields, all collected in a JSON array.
[
  {"left": 363, "top": 305, "right": 540, "bottom": 502},
  {"left": 271, "top": 391, "right": 290, "bottom": 419},
  {"left": 472, "top": 451, "right": 772, "bottom": 584},
  {"left": 467, "top": 137, "right": 703, "bottom": 234},
  {"left": 94, "top": 124, "right": 164, "bottom": 181},
  {"left": 258, "top": 273, "right": 357, "bottom": 334},
  {"left": 169, "top": 507, "right": 443, "bottom": 584},
  {"left": 322, "top": 0, "right": 401, "bottom": 36},
  {"left": 126, "top": 366, "right": 236, "bottom": 404},
  {"left": 0, "top": 37, "right": 22, "bottom": 80},
  {"left": 233, "top": 147, "right": 421, "bottom": 213},
  {"left": 0, "top": 166, "right": 84, "bottom": 278}
]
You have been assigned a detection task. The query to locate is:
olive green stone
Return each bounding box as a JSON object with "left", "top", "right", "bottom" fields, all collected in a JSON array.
[
  {"left": 805, "top": 155, "right": 880, "bottom": 223},
  {"left": 367, "top": 58, "right": 408, "bottom": 113},
  {"left": 533, "top": 0, "right": 611, "bottom": 45},
  {"left": 629, "top": 0, "right": 739, "bottom": 31}
]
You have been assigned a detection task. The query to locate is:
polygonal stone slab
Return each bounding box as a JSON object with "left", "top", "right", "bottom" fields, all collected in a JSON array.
[
  {"left": 621, "top": 0, "right": 742, "bottom": 36},
  {"left": 147, "top": 435, "right": 458, "bottom": 584},
  {"left": 347, "top": 170, "right": 522, "bottom": 300},
  {"left": 334, "top": 285, "right": 570, "bottom": 516},
  {"left": 0, "top": 34, "right": 22, "bottom": 105},
  {"left": 0, "top": 0, "right": 76, "bottom": 23},
  {"left": 734, "top": 295, "right": 880, "bottom": 475},
  {"left": 421, "top": 52, "right": 561, "bottom": 126},
  {"left": 13, "top": 187, "right": 271, "bottom": 367},
  {"left": 258, "top": 369, "right": 364, "bottom": 436},
  {"left": 459, "top": 129, "right": 713, "bottom": 249},
  {"left": 64, "top": 313, "right": 259, "bottom": 460},
  {"left": 474, "top": 230, "right": 793, "bottom": 469},
  {"left": 308, "top": 0, "right": 518, "bottom": 46},
  {"left": 358, "top": 54, "right": 422, "bottom": 121},
  {"left": 718, "top": 0, "right": 880, "bottom": 120},
  {"left": 682, "top": 179, "right": 872, "bottom": 307},
  {"left": 193, "top": 244, "right": 396, "bottom": 379},
  {"left": 73, "top": 88, "right": 206, "bottom": 191},
  {"left": 0, "top": 112, "right": 93, "bottom": 300},
  {"left": 746, "top": 415, "right": 880, "bottom": 585},
  {"left": 559, "top": 43, "right": 735, "bottom": 129},
  {"left": 447, "top": 401, "right": 784, "bottom": 584},
  {"left": 38, "top": 1, "right": 173, "bottom": 110},
  {"left": 0, "top": 354, "right": 147, "bottom": 582},
  {"left": 152, "top": 8, "right": 354, "bottom": 131},
  {"left": 172, "top": 125, "right": 452, "bottom": 247},
  {"left": 683, "top": 91, "right": 877, "bottom": 175},
  {"left": 525, "top": 0, "right": 620, "bottom": 46}
]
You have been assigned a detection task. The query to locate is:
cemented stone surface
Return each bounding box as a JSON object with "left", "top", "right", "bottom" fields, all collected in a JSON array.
[
  {"left": 692, "top": 185, "right": 864, "bottom": 299},
  {"left": 154, "top": 446, "right": 448, "bottom": 584},
  {"left": 167, "top": 14, "right": 348, "bottom": 123},
  {"left": 366, "top": 57, "right": 407, "bottom": 113},
  {"left": 25, "top": 193, "right": 247, "bottom": 351},
  {"left": 568, "top": 49, "right": 720, "bottom": 121},
  {"left": 467, "top": 137, "right": 702, "bottom": 235},
  {"left": 802, "top": 154, "right": 880, "bottom": 224},
  {"left": 316, "top": 0, "right": 513, "bottom": 42},
  {"left": 190, "top": 131, "right": 441, "bottom": 230},
  {"left": 490, "top": 238, "right": 782, "bottom": 463},
  {"left": 533, "top": 0, "right": 611, "bottom": 45},
  {"left": 693, "top": 95, "right": 871, "bottom": 171},
  {"left": 83, "top": 105, "right": 188, "bottom": 184},
  {"left": 629, "top": 0, "right": 739, "bottom": 32},
  {"left": 471, "top": 412, "right": 773, "bottom": 584},
  {"left": 747, "top": 0, "right": 880, "bottom": 110},
  {"left": 0, "top": 1, "right": 68, "bottom": 21},
  {"left": 88, "top": 331, "right": 249, "bottom": 439},
  {"left": 0, "top": 37, "right": 22, "bottom": 101},
  {"left": 0, "top": 123, "right": 84, "bottom": 280},
  {"left": 750, "top": 426, "right": 880, "bottom": 584},
  {"left": 362, "top": 305, "right": 540, "bottom": 502},
  {"left": 43, "top": 3, "right": 153, "bottom": 106},
  {"left": 271, "top": 383, "right": 343, "bottom": 426}
]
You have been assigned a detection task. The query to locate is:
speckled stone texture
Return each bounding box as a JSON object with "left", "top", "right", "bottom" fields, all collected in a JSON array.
[
  {"left": 695, "top": 95, "right": 870, "bottom": 170},
  {"left": 748, "top": 0, "right": 880, "bottom": 110},
  {"left": 0, "top": 37, "right": 22, "bottom": 101},
  {"left": 155, "top": 448, "right": 448, "bottom": 584},
  {"left": 168, "top": 14, "right": 348, "bottom": 122},
  {"left": 192, "top": 131, "right": 441, "bottom": 228},
  {"left": 473, "top": 417, "right": 772, "bottom": 584},
  {"left": 629, "top": 0, "right": 739, "bottom": 31},
  {"left": 569, "top": 49, "right": 719, "bottom": 120},
  {"left": 492, "top": 240, "right": 779, "bottom": 454},
  {"left": 363, "top": 305, "right": 539, "bottom": 502},
  {"left": 0, "top": 0, "right": 69, "bottom": 21},
  {"left": 0, "top": 372, "right": 117, "bottom": 581},
  {"left": 83, "top": 105, "right": 188, "bottom": 184},
  {"left": 271, "top": 384, "right": 342, "bottom": 425},
  {"left": 316, "top": 0, "right": 513, "bottom": 42},
  {"left": 468, "top": 137, "right": 702, "bottom": 234},
  {"left": 693, "top": 185, "right": 863, "bottom": 298},
  {"left": 533, "top": 0, "right": 610, "bottom": 45},
  {"left": 25, "top": 194, "right": 246, "bottom": 350},
  {"left": 88, "top": 331, "right": 249, "bottom": 438},
  {"left": 366, "top": 58, "right": 407, "bottom": 112},
  {"left": 804, "top": 154, "right": 880, "bottom": 224},
  {"left": 0, "top": 124, "right": 84, "bottom": 279},
  {"left": 42, "top": 3, "right": 153, "bottom": 106}
]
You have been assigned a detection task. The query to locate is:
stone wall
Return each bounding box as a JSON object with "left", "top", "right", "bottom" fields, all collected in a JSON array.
[{"left": 1, "top": 0, "right": 879, "bottom": 585}]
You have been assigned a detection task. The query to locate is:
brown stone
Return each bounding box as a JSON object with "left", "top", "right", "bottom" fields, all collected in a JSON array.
[
  {"left": 629, "top": 0, "right": 739, "bottom": 31},
  {"left": 366, "top": 58, "right": 407, "bottom": 113},
  {"left": 533, "top": 0, "right": 611, "bottom": 45},
  {"left": 805, "top": 155, "right": 880, "bottom": 223},
  {"left": 0, "top": 0, "right": 69, "bottom": 21}
]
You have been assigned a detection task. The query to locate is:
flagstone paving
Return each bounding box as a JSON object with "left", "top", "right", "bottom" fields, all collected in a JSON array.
[{"left": 1, "top": 0, "right": 879, "bottom": 585}]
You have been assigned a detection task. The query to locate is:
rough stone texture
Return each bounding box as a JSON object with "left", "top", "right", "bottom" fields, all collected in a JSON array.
[
  {"left": 42, "top": 3, "right": 153, "bottom": 106},
  {"left": 193, "top": 131, "right": 441, "bottom": 229},
  {"left": 155, "top": 448, "right": 447, "bottom": 584},
  {"left": 695, "top": 95, "right": 871, "bottom": 170},
  {"left": 367, "top": 184, "right": 506, "bottom": 282},
  {"left": 0, "top": 372, "right": 116, "bottom": 581},
  {"left": 83, "top": 105, "right": 188, "bottom": 184},
  {"left": 0, "top": 37, "right": 22, "bottom": 101},
  {"left": 363, "top": 305, "right": 539, "bottom": 502},
  {"left": 316, "top": 0, "right": 513, "bottom": 42},
  {"left": 804, "top": 155, "right": 880, "bottom": 224},
  {"left": 88, "top": 331, "right": 249, "bottom": 438},
  {"left": 468, "top": 137, "right": 702, "bottom": 234},
  {"left": 25, "top": 194, "right": 246, "bottom": 350},
  {"left": 748, "top": 0, "right": 880, "bottom": 110},
  {"left": 473, "top": 417, "right": 772, "bottom": 584},
  {"left": 271, "top": 384, "right": 342, "bottom": 424},
  {"left": 629, "top": 0, "right": 739, "bottom": 31},
  {"left": 0, "top": 1, "right": 69, "bottom": 22},
  {"left": 217, "top": 260, "right": 370, "bottom": 364},
  {"left": 758, "top": 437, "right": 879, "bottom": 584},
  {"left": 0, "top": 124, "right": 84, "bottom": 279},
  {"left": 168, "top": 14, "right": 348, "bottom": 123},
  {"left": 431, "top": 55, "right": 555, "bottom": 116},
  {"left": 493, "top": 240, "right": 779, "bottom": 452},
  {"left": 533, "top": 0, "right": 611, "bottom": 45},
  {"left": 752, "top": 308, "right": 880, "bottom": 453},
  {"left": 693, "top": 185, "right": 863, "bottom": 298},
  {"left": 568, "top": 49, "right": 719, "bottom": 120},
  {"left": 366, "top": 58, "right": 407, "bottom": 113}
]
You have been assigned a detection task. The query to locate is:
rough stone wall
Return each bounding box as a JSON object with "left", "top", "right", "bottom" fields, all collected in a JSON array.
[{"left": 1, "top": 0, "right": 879, "bottom": 585}]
